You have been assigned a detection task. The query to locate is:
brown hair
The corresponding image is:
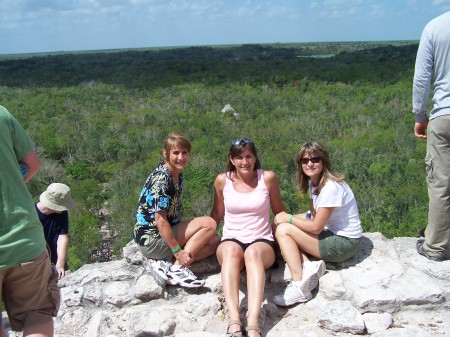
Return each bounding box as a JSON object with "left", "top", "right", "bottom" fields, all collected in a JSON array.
[
  {"left": 163, "top": 132, "right": 191, "bottom": 162},
  {"left": 226, "top": 138, "right": 261, "bottom": 172},
  {"left": 295, "top": 141, "right": 344, "bottom": 195}
]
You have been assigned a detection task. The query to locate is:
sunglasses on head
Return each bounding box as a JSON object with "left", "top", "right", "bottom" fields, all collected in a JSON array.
[
  {"left": 231, "top": 138, "right": 253, "bottom": 146},
  {"left": 300, "top": 157, "right": 321, "bottom": 164}
]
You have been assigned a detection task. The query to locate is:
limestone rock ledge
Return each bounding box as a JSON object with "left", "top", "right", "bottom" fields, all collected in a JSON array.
[{"left": 4, "top": 233, "right": 450, "bottom": 337}]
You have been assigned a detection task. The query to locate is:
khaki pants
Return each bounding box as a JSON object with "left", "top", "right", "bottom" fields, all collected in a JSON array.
[
  {"left": 0, "top": 250, "right": 60, "bottom": 332},
  {"left": 424, "top": 114, "right": 450, "bottom": 257}
]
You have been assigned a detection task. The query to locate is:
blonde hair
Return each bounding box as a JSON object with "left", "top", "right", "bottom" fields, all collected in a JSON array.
[
  {"left": 295, "top": 141, "right": 344, "bottom": 195},
  {"left": 163, "top": 132, "right": 191, "bottom": 162}
]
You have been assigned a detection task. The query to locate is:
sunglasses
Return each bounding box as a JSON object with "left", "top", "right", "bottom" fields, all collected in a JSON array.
[
  {"left": 231, "top": 138, "right": 253, "bottom": 146},
  {"left": 300, "top": 157, "right": 321, "bottom": 164}
]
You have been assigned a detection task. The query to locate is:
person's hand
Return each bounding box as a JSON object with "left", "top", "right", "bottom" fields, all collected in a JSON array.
[
  {"left": 414, "top": 121, "right": 428, "bottom": 139},
  {"left": 174, "top": 249, "right": 194, "bottom": 267},
  {"left": 55, "top": 262, "right": 66, "bottom": 279},
  {"left": 274, "top": 211, "right": 290, "bottom": 226}
]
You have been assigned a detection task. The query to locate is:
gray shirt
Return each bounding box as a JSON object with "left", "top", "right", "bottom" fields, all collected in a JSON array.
[{"left": 412, "top": 11, "right": 450, "bottom": 122}]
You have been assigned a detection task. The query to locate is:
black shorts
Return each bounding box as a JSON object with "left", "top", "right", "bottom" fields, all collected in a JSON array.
[{"left": 220, "top": 238, "right": 278, "bottom": 268}]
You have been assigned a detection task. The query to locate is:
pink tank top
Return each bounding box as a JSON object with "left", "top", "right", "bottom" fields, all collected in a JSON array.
[{"left": 221, "top": 169, "right": 273, "bottom": 243}]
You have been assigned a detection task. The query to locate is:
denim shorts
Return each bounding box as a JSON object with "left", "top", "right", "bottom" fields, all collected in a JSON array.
[
  {"left": 0, "top": 250, "right": 60, "bottom": 332},
  {"left": 318, "top": 230, "right": 361, "bottom": 263},
  {"left": 138, "top": 225, "right": 177, "bottom": 261}
]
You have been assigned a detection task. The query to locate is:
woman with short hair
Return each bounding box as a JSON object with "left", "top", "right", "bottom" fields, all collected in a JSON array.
[{"left": 134, "top": 132, "right": 219, "bottom": 288}]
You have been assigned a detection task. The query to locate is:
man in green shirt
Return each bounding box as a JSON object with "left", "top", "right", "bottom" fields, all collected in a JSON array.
[{"left": 0, "top": 105, "right": 60, "bottom": 337}]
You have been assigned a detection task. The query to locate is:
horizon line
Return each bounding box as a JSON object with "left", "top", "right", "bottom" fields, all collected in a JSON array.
[{"left": 0, "top": 39, "right": 419, "bottom": 58}]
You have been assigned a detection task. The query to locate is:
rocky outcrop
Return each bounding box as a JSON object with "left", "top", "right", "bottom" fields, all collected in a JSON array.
[{"left": 3, "top": 233, "right": 449, "bottom": 336}]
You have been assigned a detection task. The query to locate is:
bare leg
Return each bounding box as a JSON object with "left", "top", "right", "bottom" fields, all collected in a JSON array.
[
  {"left": 175, "top": 216, "right": 219, "bottom": 261},
  {"left": 276, "top": 231, "right": 303, "bottom": 281},
  {"left": 217, "top": 241, "right": 244, "bottom": 334},
  {"left": 193, "top": 235, "right": 220, "bottom": 261},
  {"left": 275, "top": 223, "right": 320, "bottom": 280},
  {"left": 244, "top": 242, "right": 275, "bottom": 337}
]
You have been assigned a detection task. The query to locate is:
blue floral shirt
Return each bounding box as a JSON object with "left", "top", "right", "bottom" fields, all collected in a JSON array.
[{"left": 134, "top": 164, "right": 183, "bottom": 244}]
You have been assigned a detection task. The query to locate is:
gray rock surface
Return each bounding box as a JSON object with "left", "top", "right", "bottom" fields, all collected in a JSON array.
[{"left": 3, "top": 232, "right": 449, "bottom": 337}]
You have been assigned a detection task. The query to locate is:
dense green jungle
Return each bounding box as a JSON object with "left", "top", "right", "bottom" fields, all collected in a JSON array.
[{"left": 0, "top": 41, "right": 428, "bottom": 269}]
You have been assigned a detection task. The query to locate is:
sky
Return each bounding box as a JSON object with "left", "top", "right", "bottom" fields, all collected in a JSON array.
[{"left": 0, "top": 0, "right": 449, "bottom": 55}]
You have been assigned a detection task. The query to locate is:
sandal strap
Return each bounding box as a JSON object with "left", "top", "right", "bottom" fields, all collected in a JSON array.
[
  {"left": 245, "top": 325, "right": 262, "bottom": 334},
  {"left": 226, "top": 320, "right": 243, "bottom": 337}
]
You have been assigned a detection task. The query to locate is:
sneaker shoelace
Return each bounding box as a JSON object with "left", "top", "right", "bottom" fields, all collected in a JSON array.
[
  {"left": 285, "top": 282, "right": 306, "bottom": 301},
  {"left": 172, "top": 265, "right": 197, "bottom": 279}
]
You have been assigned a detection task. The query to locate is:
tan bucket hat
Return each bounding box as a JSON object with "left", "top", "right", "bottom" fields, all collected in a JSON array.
[{"left": 40, "top": 183, "right": 75, "bottom": 211}]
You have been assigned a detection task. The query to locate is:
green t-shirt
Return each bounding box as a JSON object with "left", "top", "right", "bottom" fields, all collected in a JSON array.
[{"left": 0, "top": 105, "right": 46, "bottom": 269}]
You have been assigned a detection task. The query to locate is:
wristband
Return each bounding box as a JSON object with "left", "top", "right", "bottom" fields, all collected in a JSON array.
[
  {"left": 172, "top": 245, "right": 181, "bottom": 254},
  {"left": 289, "top": 215, "right": 294, "bottom": 224}
]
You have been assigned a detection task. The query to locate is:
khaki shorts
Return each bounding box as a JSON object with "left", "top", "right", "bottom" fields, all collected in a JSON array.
[
  {"left": 0, "top": 250, "right": 60, "bottom": 332},
  {"left": 318, "top": 230, "right": 361, "bottom": 263},
  {"left": 138, "top": 225, "right": 177, "bottom": 261}
]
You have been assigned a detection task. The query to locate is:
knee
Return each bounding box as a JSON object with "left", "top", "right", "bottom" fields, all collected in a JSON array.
[
  {"left": 244, "top": 246, "right": 263, "bottom": 263},
  {"left": 220, "top": 244, "right": 243, "bottom": 260},
  {"left": 204, "top": 216, "right": 217, "bottom": 232},
  {"left": 275, "top": 223, "right": 291, "bottom": 238}
]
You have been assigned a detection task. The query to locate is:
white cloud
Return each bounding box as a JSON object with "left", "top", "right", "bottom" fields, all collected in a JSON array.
[
  {"left": 129, "top": 0, "right": 158, "bottom": 4},
  {"left": 367, "top": 4, "right": 385, "bottom": 17},
  {"left": 323, "top": 0, "right": 363, "bottom": 6},
  {"left": 265, "top": 4, "right": 302, "bottom": 19},
  {"left": 432, "top": 0, "right": 449, "bottom": 6},
  {"left": 0, "top": 0, "right": 444, "bottom": 54}
]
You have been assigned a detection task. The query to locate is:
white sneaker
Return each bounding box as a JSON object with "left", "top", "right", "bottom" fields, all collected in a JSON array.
[
  {"left": 273, "top": 281, "right": 312, "bottom": 306},
  {"left": 301, "top": 260, "right": 326, "bottom": 292},
  {"left": 167, "top": 265, "right": 205, "bottom": 288},
  {"left": 146, "top": 259, "right": 172, "bottom": 286}
]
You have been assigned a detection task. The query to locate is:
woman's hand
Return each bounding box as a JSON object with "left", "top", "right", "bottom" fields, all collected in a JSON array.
[
  {"left": 274, "top": 211, "right": 290, "bottom": 226},
  {"left": 174, "top": 249, "right": 194, "bottom": 267}
]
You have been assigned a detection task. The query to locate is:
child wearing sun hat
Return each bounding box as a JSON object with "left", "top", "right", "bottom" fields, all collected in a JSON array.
[{"left": 36, "top": 183, "right": 75, "bottom": 279}]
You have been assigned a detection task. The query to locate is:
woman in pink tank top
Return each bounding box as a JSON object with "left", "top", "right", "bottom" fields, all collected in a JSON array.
[{"left": 210, "top": 138, "right": 286, "bottom": 337}]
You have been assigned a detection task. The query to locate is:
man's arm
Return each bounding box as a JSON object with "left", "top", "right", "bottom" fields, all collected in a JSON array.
[
  {"left": 412, "top": 26, "right": 433, "bottom": 136},
  {"left": 19, "top": 149, "right": 40, "bottom": 182},
  {"left": 55, "top": 234, "right": 69, "bottom": 279}
]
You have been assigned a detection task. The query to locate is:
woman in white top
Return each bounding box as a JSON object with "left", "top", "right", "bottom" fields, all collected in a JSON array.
[{"left": 273, "top": 141, "right": 363, "bottom": 307}]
